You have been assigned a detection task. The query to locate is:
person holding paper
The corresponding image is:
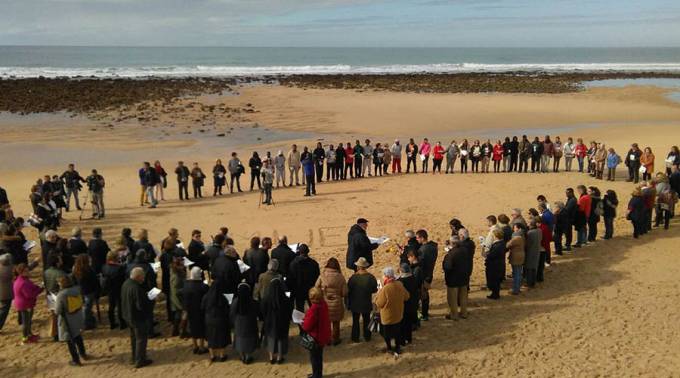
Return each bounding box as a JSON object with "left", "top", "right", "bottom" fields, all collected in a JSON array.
[
  {"left": 288, "top": 244, "right": 320, "bottom": 312},
  {"left": 212, "top": 159, "right": 227, "bottom": 196},
  {"left": 44, "top": 252, "right": 67, "bottom": 340},
  {"left": 625, "top": 143, "right": 642, "bottom": 183},
  {"left": 13, "top": 263, "right": 44, "bottom": 344},
  {"left": 345, "top": 218, "right": 379, "bottom": 271},
  {"left": 302, "top": 287, "right": 331, "bottom": 378},
  {"left": 121, "top": 267, "right": 154, "bottom": 368},
  {"left": 347, "top": 257, "right": 377, "bottom": 343},
  {"left": 261, "top": 277, "right": 292, "bottom": 364},
  {"left": 210, "top": 246, "right": 242, "bottom": 295},
  {"left": 314, "top": 257, "right": 347, "bottom": 346},
  {"left": 230, "top": 282, "right": 258, "bottom": 364},
  {"left": 419, "top": 138, "right": 431, "bottom": 173},
  {"left": 56, "top": 275, "right": 89, "bottom": 366}
]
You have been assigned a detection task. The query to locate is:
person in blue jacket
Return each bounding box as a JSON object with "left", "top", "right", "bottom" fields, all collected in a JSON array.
[{"left": 302, "top": 151, "right": 316, "bottom": 197}]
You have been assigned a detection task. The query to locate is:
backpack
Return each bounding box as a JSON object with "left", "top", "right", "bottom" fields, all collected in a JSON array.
[{"left": 594, "top": 201, "right": 604, "bottom": 217}]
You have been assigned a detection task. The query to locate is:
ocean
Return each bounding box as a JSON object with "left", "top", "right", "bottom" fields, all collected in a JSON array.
[{"left": 1, "top": 46, "right": 680, "bottom": 78}]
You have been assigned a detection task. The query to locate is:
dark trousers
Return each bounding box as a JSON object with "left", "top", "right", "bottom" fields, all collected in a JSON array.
[
  {"left": 421, "top": 283, "right": 430, "bottom": 318},
  {"left": 510, "top": 155, "right": 518, "bottom": 171},
  {"left": 564, "top": 223, "right": 573, "bottom": 248},
  {"left": 407, "top": 157, "right": 417, "bottom": 173},
  {"left": 250, "top": 171, "right": 261, "bottom": 191},
  {"left": 587, "top": 218, "right": 598, "bottom": 241},
  {"left": 130, "top": 326, "right": 149, "bottom": 364},
  {"left": 326, "top": 162, "right": 335, "bottom": 180},
  {"left": 632, "top": 220, "right": 644, "bottom": 238},
  {"left": 192, "top": 184, "right": 202, "bottom": 198},
  {"left": 460, "top": 158, "right": 468, "bottom": 173},
  {"left": 108, "top": 293, "right": 126, "bottom": 328},
  {"left": 351, "top": 312, "right": 371, "bottom": 342},
  {"left": 345, "top": 162, "right": 354, "bottom": 178},
  {"left": 315, "top": 162, "right": 323, "bottom": 183},
  {"left": 354, "top": 156, "right": 363, "bottom": 177},
  {"left": 67, "top": 335, "right": 86, "bottom": 363},
  {"left": 230, "top": 173, "right": 242, "bottom": 192},
  {"left": 656, "top": 206, "right": 671, "bottom": 229},
  {"left": 604, "top": 216, "right": 614, "bottom": 238},
  {"left": 525, "top": 268, "right": 537, "bottom": 287},
  {"left": 305, "top": 175, "right": 316, "bottom": 195},
  {"left": 486, "top": 272, "right": 501, "bottom": 298},
  {"left": 471, "top": 158, "right": 479, "bottom": 172},
  {"left": 309, "top": 346, "right": 323, "bottom": 378},
  {"left": 433, "top": 159, "right": 443, "bottom": 173},
  {"left": 493, "top": 160, "right": 501, "bottom": 172},
  {"left": 374, "top": 163, "right": 382, "bottom": 176},
  {"left": 263, "top": 183, "right": 273, "bottom": 204},
  {"left": 294, "top": 296, "right": 309, "bottom": 312},
  {"left": 0, "top": 299, "right": 10, "bottom": 330},
  {"left": 400, "top": 309, "right": 416, "bottom": 344},
  {"left": 336, "top": 161, "right": 344, "bottom": 179},
  {"left": 383, "top": 323, "right": 402, "bottom": 353},
  {"left": 531, "top": 156, "right": 540, "bottom": 172},
  {"left": 537, "top": 251, "right": 547, "bottom": 282},
  {"left": 628, "top": 165, "right": 640, "bottom": 183},
  {"left": 421, "top": 156, "right": 429, "bottom": 173},
  {"left": 519, "top": 156, "right": 529, "bottom": 172},
  {"left": 178, "top": 182, "right": 189, "bottom": 200},
  {"left": 19, "top": 309, "right": 33, "bottom": 337},
  {"left": 553, "top": 227, "right": 564, "bottom": 253}
]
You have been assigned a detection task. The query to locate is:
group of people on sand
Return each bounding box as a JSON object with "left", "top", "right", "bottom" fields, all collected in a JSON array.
[{"left": 1, "top": 158, "right": 679, "bottom": 375}]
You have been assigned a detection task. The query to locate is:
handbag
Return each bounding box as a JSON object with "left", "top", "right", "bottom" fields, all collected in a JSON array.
[
  {"left": 368, "top": 311, "right": 382, "bottom": 334},
  {"left": 299, "top": 331, "right": 318, "bottom": 351}
]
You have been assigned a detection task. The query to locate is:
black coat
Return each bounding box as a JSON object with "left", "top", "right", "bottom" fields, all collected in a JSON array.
[
  {"left": 628, "top": 196, "right": 645, "bottom": 223},
  {"left": 485, "top": 240, "right": 506, "bottom": 280},
  {"left": 347, "top": 272, "right": 377, "bottom": 314},
  {"left": 399, "top": 237, "right": 421, "bottom": 265},
  {"left": 418, "top": 241, "right": 439, "bottom": 283},
  {"left": 243, "top": 248, "right": 269, "bottom": 287},
  {"left": 121, "top": 278, "right": 153, "bottom": 328},
  {"left": 442, "top": 246, "right": 469, "bottom": 288},
  {"left": 345, "top": 224, "right": 378, "bottom": 270},
  {"left": 288, "top": 255, "right": 320, "bottom": 302},
  {"left": 131, "top": 240, "right": 156, "bottom": 262},
  {"left": 210, "top": 253, "right": 241, "bottom": 294},
  {"left": 88, "top": 239, "right": 110, "bottom": 274},
  {"left": 398, "top": 274, "right": 419, "bottom": 315},
  {"left": 101, "top": 263, "right": 126, "bottom": 298},
  {"left": 0, "top": 186, "right": 8, "bottom": 206},
  {"left": 182, "top": 280, "right": 209, "bottom": 338},
  {"left": 260, "top": 279, "right": 292, "bottom": 340},
  {"left": 204, "top": 243, "right": 223, "bottom": 271},
  {"left": 460, "top": 238, "right": 476, "bottom": 280},
  {"left": 187, "top": 240, "right": 208, "bottom": 271},
  {"left": 126, "top": 257, "right": 157, "bottom": 291},
  {"left": 271, "top": 244, "right": 296, "bottom": 277}
]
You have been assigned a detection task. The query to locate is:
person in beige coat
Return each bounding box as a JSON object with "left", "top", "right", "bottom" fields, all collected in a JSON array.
[
  {"left": 375, "top": 266, "right": 410, "bottom": 356},
  {"left": 506, "top": 223, "right": 526, "bottom": 295},
  {"left": 315, "top": 257, "right": 347, "bottom": 345}
]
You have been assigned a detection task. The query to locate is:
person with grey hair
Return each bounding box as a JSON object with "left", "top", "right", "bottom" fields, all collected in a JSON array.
[
  {"left": 398, "top": 230, "right": 420, "bottom": 264},
  {"left": 183, "top": 266, "right": 209, "bottom": 355},
  {"left": 0, "top": 253, "right": 13, "bottom": 331},
  {"left": 510, "top": 208, "right": 527, "bottom": 228},
  {"left": 121, "top": 267, "right": 154, "bottom": 368},
  {"left": 254, "top": 258, "right": 282, "bottom": 302},
  {"left": 375, "top": 266, "right": 409, "bottom": 356}
]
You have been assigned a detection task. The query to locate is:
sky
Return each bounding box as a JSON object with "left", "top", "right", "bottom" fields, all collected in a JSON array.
[{"left": 2, "top": 0, "right": 680, "bottom": 47}]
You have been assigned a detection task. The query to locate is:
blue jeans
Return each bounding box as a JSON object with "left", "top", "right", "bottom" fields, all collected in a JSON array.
[
  {"left": 83, "top": 294, "right": 97, "bottom": 329},
  {"left": 145, "top": 186, "right": 157, "bottom": 206},
  {"left": 511, "top": 265, "right": 523, "bottom": 294},
  {"left": 576, "top": 227, "right": 588, "bottom": 246},
  {"left": 577, "top": 156, "right": 584, "bottom": 172}
]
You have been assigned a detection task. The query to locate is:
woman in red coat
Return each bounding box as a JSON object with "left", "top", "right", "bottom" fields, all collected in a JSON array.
[
  {"left": 302, "top": 287, "right": 331, "bottom": 378},
  {"left": 492, "top": 140, "right": 503, "bottom": 173}
]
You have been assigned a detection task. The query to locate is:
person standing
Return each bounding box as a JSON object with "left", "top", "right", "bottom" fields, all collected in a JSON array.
[
  {"left": 405, "top": 138, "right": 418, "bottom": 174},
  {"left": 302, "top": 287, "right": 331, "bottom": 378},
  {"left": 302, "top": 153, "right": 316, "bottom": 196},
  {"left": 442, "top": 237, "right": 469, "bottom": 320},
  {"left": 419, "top": 138, "right": 431, "bottom": 173},
  {"left": 655, "top": 175, "right": 673, "bottom": 230},
  {"left": 563, "top": 137, "right": 575, "bottom": 172},
  {"left": 607, "top": 148, "right": 622, "bottom": 181},
  {"left": 375, "top": 267, "right": 409, "bottom": 357},
  {"left": 261, "top": 158, "right": 275, "bottom": 205},
  {"left": 288, "top": 244, "right": 320, "bottom": 312},
  {"left": 86, "top": 169, "right": 105, "bottom": 219},
  {"left": 603, "top": 190, "right": 619, "bottom": 238},
  {"left": 202, "top": 280, "right": 231, "bottom": 363},
  {"left": 0, "top": 254, "right": 13, "bottom": 332},
  {"left": 243, "top": 237, "right": 269, "bottom": 288},
  {"left": 153, "top": 161, "right": 167, "bottom": 201},
  {"left": 431, "top": 141, "right": 445, "bottom": 174},
  {"left": 382, "top": 143, "right": 392, "bottom": 175},
  {"left": 212, "top": 159, "right": 227, "bottom": 196},
  {"left": 270, "top": 237, "right": 296, "bottom": 280},
  {"left": 313, "top": 142, "right": 325, "bottom": 183},
  {"left": 641, "top": 147, "right": 655, "bottom": 182},
  {"left": 344, "top": 142, "right": 355, "bottom": 179},
  {"left": 60, "top": 164, "right": 86, "bottom": 212},
  {"left": 288, "top": 145, "right": 302, "bottom": 186},
  {"left": 390, "top": 140, "right": 402, "bottom": 173},
  {"left": 334, "top": 142, "right": 346, "bottom": 180},
  {"left": 363, "top": 139, "right": 374, "bottom": 177},
  {"left": 228, "top": 153, "right": 244, "bottom": 193},
  {"left": 416, "top": 229, "right": 437, "bottom": 321},
  {"left": 625, "top": 143, "right": 642, "bottom": 183},
  {"left": 56, "top": 275, "right": 88, "bottom": 366},
  {"left": 459, "top": 139, "right": 469, "bottom": 173},
  {"left": 174, "top": 161, "right": 191, "bottom": 200},
  {"left": 481, "top": 139, "right": 493, "bottom": 173},
  {"left": 345, "top": 218, "right": 379, "bottom": 271},
  {"left": 594, "top": 143, "right": 607, "bottom": 180},
  {"left": 553, "top": 136, "right": 563, "bottom": 172},
  {"left": 261, "top": 277, "right": 291, "bottom": 364},
  {"left": 470, "top": 140, "right": 482, "bottom": 173},
  {"left": 541, "top": 135, "right": 554, "bottom": 173},
  {"left": 138, "top": 164, "right": 148, "bottom": 207},
  {"left": 445, "top": 140, "right": 459, "bottom": 174},
  {"left": 88, "top": 227, "right": 110, "bottom": 274},
  {"left": 183, "top": 267, "right": 209, "bottom": 354},
  {"left": 510, "top": 136, "right": 520, "bottom": 171},
  {"left": 524, "top": 219, "right": 542, "bottom": 287},
  {"left": 574, "top": 138, "right": 587, "bottom": 172},
  {"left": 325, "top": 145, "right": 336, "bottom": 181},
  {"left": 141, "top": 162, "right": 159, "bottom": 208},
  {"left": 314, "top": 258, "right": 347, "bottom": 346},
  {"left": 506, "top": 223, "right": 526, "bottom": 295},
  {"left": 492, "top": 140, "right": 503, "bottom": 173},
  {"left": 574, "top": 185, "right": 591, "bottom": 248},
  {"left": 347, "top": 257, "right": 377, "bottom": 343},
  {"left": 248, "top": 152, "right": 263, "bottom": 191},
  {"left": 518, "top": 135, "right": 531, "bottom": 173},
  {"left": 484, "top": 229, "right": 505, "bottom": 300},
  {"left": 371, "top": 143, "right": 384, "bottom": 176},
  {"left": 353, "top": 140, "right": 364, "bottom": 178},
  {"left": 588, "top": 187, "right": 602, "bottom": 242},
  {"left": 101, "top": 251, "right": 126, "bottom": 329},
  {"left": 230, "top": 282, "right": 257, "bottom": 364},
  {"left": 121, "top": 267, "right": 153, "bottom": 368},
  {"left": 397, "top": 263, "right": 418, "bottom": 345},
  {"left": 501, "top": 137, "right": 512, "bottom": 172}
]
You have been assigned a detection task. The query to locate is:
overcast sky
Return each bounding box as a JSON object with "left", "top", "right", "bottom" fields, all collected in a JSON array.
[{"left": 2, "top": 0, "right": 680, "bottom": 47}]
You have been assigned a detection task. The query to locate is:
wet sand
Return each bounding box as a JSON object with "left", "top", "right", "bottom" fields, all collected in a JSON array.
[{"left": 1, "top": 80, "right": 680, "bottom": 377}]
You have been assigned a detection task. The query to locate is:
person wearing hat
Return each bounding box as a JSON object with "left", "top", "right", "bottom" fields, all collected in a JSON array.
[
  {"left": 345, "top": 218, "right": 379, "bottom": 271},
  {"left": 397, "top": 263, "right": 418, "bottom": 345},
  {"left": 375, "top": 266, "right": 409, "bottom": 357},
  {"left": 390, "top": 139, "right": 402, "bottom": 173},
  {"left": 261, "top": 158, "right": 275, "bottom": 205},
  {"left": 347, "top": 257, "right": 377, "bottom": 343}
]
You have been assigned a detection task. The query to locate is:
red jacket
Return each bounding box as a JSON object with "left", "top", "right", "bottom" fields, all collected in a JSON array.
[
  {"left": 345, "top": 147, "right": 354, "bottom": 164},
  {"left": 539, "top": 223, "right": 552, "bottom": 253},
  {"left": 575, "top": 144, "right": 587, "bottom": 158},
  {"left": 302, "top": 300, "right": 331, "bottom": 347},
  {"left": 492, "top": 145, "right": 503, "bottom": 161},
  {"left": 578, "top": 194, "right": 592, "bottom": 218},
  {"left": 432, "top": 145, "right": 445, "bottom": 160}
]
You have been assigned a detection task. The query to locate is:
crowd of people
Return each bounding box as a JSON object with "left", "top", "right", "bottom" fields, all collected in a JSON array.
[{"left": 1, "top": 134, "right": 680, "bottom": 377}]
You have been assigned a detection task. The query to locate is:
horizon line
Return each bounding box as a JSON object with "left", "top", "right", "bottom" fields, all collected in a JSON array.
[{"left": 2, "top": 44, "right": 680, "bottom": 49}]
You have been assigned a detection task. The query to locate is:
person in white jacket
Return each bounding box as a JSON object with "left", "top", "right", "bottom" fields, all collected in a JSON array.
[
  {"left": 274, "top": 151, "right": 286, "bottom": 188},
  {"left": 390, "top": 140, "right": 403, "bottom": 174},
  {"left": 480, "top": 215, "right": 501, "bottom": 256},
  {"left": 562, "top": 137, "right": 576, "bottom": 172},
  {"left": 287, "top": 144, "right": 301, "bottom": 186},
  {"left": 362, "top": 139, "right": 374, "bottom": 177}
]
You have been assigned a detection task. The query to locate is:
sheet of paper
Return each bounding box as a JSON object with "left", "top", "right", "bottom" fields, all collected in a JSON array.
[
  {"left": 237, "top": 259, "right": 250, "bottom": 273},
  {"left": 285, "top": 291, "right": 291, "bottom": 298},
  {"left": 151, "top": 262, "right": 161, "bottom": 273},
  {"left": 23, "top": 240, "right": 36, "bottom": 251},
  {"left": 224, "top": 293, "right": 234, "bottom": 305},
  {"left": 419, "top": 154, "right": 426, "bottom": 161},
  {"left": 183, "top": 257, "right": 194, "bottom": 267},
  {"left": 368, "top": 236, "right": 390, "bottom": 245},
  {"left": 147, "top": 287, "right": 162, "bottom": 300},
  {"left": 292, "top": 309, "right": 305, "bottom": 324},
  {"left": 46, "top": 293, "right": 58, "bottom": 310},
  {"left": 203, "top": 279, "right": 209, "bottom": 285},
  {"left": 288, "top": 243, "right": 300, "bottom": 252},
  {"left": 178, "top": 242, "right": 185, "bottom": 250}
]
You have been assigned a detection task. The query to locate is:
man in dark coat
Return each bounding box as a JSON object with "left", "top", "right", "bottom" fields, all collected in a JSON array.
[
  {"left": 0, "top": 186, "right": 8, "bottom": 207},
  {"left": 210, "top": 246, "right": 241, "bottom": 295},
  {"left": 345, "top": 218, "right": 379, "bottom": 271},
  {"left": 243, "top": 237, "right": 269, "bottom": 287},
  {"left": 398, "top": 263, "right": 418, "bottom": 345},
  {"left": 66, "top": 228, "right": 88, "bottom": 271},
  {"left": 130, "top": 230, "right": 155, "bottom": 263},
  {"left": 416, "top": 229, "right": 438, "bottom": 321},
  {"left": 624, "top": 143, "right": 642, "bottom": 183},
  {"left": 443, "top": 238, "right": 470, "bottom": 320},
  {"left": 102, "top": 251, "right": 127, "bottom": 329},
  {"left": 270, "top": 236, "right": 296, "bottom": 279},
  {"left": 59, "top": 163, "right": 86, "bottom": 211},
  {"left": 564, "top": 188, "right": 578, "bottom": 251},
  {"left": 87, "top": 227, "right": 110, "bottom": 274},
  {"left": 174, "top": 161, "right": 191, "bottom": 201},
  {"left": 121, "top": 267, "right": 153, "bottom": 368},
  {"left": 204, "top": 234, "right": 225, "bottom": 272},
  {"left": 398, "top": 230, "right": 420, "bottom": 265},
  {"left": 485, "top": 229, "right": 506, "bottom": 300},
  {"left": 288, "top": 244, "right": 320, "bottom": 311}
]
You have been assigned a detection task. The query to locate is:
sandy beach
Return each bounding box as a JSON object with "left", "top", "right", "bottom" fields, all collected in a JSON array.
[{"left": 1, "top": 79, "right": 680, "bottom": 377}]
